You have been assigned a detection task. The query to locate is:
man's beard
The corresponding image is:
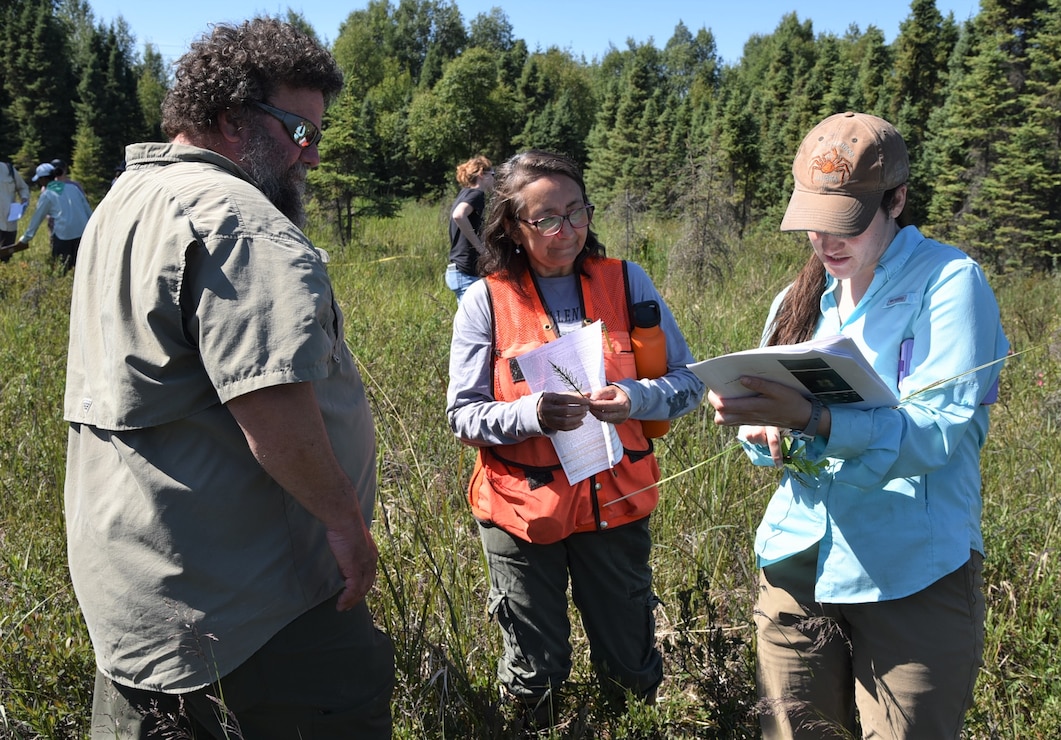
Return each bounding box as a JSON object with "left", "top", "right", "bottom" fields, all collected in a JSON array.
[{"left": 240, "top": 125, "right": 308, "bottom": 228}]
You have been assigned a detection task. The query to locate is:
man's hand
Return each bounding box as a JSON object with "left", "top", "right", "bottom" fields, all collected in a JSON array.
[
  {"left": 226, "top": 382, "right": 378, "bottom": 611},
  {"left": 327, "top": 518, "right": 379, "bottom": 611}
]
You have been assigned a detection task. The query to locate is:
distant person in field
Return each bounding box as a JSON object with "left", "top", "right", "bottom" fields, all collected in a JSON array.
[
  {"left": 16, "top": 162, "right": 93, "bottom": 272},
  {"left": 446, "top": 149, "right": 704, "bottom": 732},
  {"left": 63, "top": 17, "right": 394, "bottom": 739},
  {"left": 45, "top": 158, "right": 86, "bottom": 238},
  {"left": 0, "top": 159, "right": 30, "bottom": 263},
  {"left": 707, "top": 111, "right": 1009, "bottom": 739},
  {"left": 49, "top": 158, "right": 86, "bottom": 195},
  {"left": 445, "top": 154, "right": 494, "bottom": 301}
]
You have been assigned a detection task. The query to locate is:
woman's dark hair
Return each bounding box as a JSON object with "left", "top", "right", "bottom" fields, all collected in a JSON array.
[
  {"left": 766, "top": 186, "right": 909, "bottom": 346},
  {"left": 161, "top": 17, "right": 343, "bottom": 140},
  {"left": 478, "top": 149, "right": 605, "bottom": 285}
]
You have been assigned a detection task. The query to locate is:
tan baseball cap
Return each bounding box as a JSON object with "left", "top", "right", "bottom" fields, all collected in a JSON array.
[{"left": 780, "top": 111, "right": 909, "bottom": 236}]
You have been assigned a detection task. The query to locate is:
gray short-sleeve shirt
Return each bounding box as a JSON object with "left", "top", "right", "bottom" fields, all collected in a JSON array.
[{"left": 63, "top": 142, "right": 376, "bottom": 692}]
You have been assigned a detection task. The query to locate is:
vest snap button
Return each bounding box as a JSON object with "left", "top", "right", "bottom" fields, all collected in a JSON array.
[{"left": 600, "top": 520, "right": 609, "bottom": 528}]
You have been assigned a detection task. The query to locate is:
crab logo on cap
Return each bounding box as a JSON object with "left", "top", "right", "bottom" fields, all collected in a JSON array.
[{"left": 809, "top": 147, "right": 853, "bottom": 185}]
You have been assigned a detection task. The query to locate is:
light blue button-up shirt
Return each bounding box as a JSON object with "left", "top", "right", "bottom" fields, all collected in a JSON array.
[
  {"left": 745, "top": 226, "right": 1009, "bottom": 603},
  {"left": 21, "top": 180, "right": 92, "bottom": 241}
]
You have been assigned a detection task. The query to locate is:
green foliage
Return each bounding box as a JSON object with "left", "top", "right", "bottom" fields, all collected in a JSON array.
[
  {"left": 3, "top": 202, "right": 1060, "bottom": 737},
  {"left": 585, "top": 42, "right": 664, "bottom": 206},
  {"left": 69, "top": 121, "right": 108, "bottom": 199},
  {"left": 312, "top": 87, "right": 402, "bottom": 244},
  {"left": 0, "top": 259, "right": 94, "bottom": 737},
  {"left": 2, "top": 0, "right": 78, "bottom": 170},
  {"left": 406, "top": 47, "right": 510, "bottom": 168},
  {"left": 922, "top": 0, "right": 1060, "bottom": 270},
  {"left": 467, "top": 7, "right": 515, "bottom": 52},
  {"left": 0, "top": 1, "right": 161, "bottom": 188},
  {"left": 135, "top": 43, "right": 168, "bottom": 143},
  {"left": 513, "top": 49, "right": 597, "bottom": 163},
  {"left": 6, "top": 1, "right": 1061, "bottom": 272}
]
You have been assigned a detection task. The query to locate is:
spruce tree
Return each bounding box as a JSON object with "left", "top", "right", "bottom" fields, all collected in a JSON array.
[
  {"left": 889, "top": 0, "right": 958, "bottom": 224},
  {"left": 849, "top": 26, "right": 891, "bottom": 117},
  {"left": 136, "top": 43, "right": 168, "bottom": 143},
  {"left": 924, "top": 0, "right": 1051, "bottom": 269},
  {"left": 6, "top": 0, "right": 77, "bottom": 169},
  {"left": 584, "top": 42, "right": 662, "bottom": 208},
  {"left": 312, "top": 89, "right": 399, "bottom": 244},
  {"left": 513, "top": 49, "right": 594, "bottom": 162}
]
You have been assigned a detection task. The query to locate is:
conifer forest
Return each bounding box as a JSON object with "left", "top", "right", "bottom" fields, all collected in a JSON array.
[{"left": 2, "top": 0, "right": 1060, "bottom": 272}]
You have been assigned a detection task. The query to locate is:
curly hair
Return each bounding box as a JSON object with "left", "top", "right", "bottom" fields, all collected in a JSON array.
[
  {"left": 455, "top": 155, "right": 492, "bottom": 189},
  {"left": 161, "top": 17, "right": 344, "bottom": 140},
  {"left": 478, "top": 149, "right": 604, "bottom": 285}
]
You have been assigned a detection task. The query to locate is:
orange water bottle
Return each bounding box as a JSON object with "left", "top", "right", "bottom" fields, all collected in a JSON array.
[{"left": 631, "top": 300, "right": 670, "bottom": 438}]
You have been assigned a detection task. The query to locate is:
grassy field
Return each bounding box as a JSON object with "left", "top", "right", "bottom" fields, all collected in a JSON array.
[{"left": 1, "top": 200, "right": 1059, "bottom": 738}]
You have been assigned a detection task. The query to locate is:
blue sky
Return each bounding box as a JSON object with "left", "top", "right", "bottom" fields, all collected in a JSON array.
[{"left": 89, "top": 0, "right": 980, "bottom": 67}]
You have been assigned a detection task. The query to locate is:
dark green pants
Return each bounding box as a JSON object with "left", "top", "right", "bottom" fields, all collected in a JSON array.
[
  {"left": 90, "top": 594, "right": 394, "bottom": 739},
  {"left": 479, "top": 517, "right": 662, "bottom": 705}
]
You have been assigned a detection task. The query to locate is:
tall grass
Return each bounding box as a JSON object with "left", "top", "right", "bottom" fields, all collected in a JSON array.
[{"left": 1, "top": 201, "right": 1058, "bottom": 737}]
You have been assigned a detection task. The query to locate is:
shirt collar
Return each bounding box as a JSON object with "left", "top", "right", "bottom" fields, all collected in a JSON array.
[{"left": 822, "top": 225, "right": 924, "bottom": 297}]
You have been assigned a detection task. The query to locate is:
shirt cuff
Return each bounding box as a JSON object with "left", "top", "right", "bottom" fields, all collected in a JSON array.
[{"left": 823, "top": 405, "right": 873, "bottom": 459}]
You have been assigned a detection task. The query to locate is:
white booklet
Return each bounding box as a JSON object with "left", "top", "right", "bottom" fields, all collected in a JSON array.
[
  {"left": 688, "top": 334, "right": 897, "bottom": 409},
  {"left": 515, "top": 320, "right": 623, "bottom": 483}
]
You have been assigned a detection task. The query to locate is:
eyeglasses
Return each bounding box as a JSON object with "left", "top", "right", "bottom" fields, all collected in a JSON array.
[
  {"left": 518, "top": 205, "right": 595, "bottom": 237},
  {"left": 248, "top": 100, "right": 323, "bottom": 149}
]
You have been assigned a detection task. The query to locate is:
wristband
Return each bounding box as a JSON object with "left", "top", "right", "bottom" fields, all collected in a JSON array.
[{"left": 790, "top": 397, "right": 823, "bottom": 442}]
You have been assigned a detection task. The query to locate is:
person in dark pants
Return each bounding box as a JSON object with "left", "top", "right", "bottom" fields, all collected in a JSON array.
[
  {"left": 16, "top": 162, "right": 92, "bottom": 272},
  {"left": 446, "top": 149, "right": 704, "bottom": 731},
  {"left": 64, "top": 17, "right": 394, "bottom": 738},
  {"left": 0, "top": 160, "right": 30, "bottom": 262}
]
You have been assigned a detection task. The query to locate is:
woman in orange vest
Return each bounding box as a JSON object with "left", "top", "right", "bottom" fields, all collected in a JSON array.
[{"left": 446, "top": 149, "right": 704, "bottom": 730}]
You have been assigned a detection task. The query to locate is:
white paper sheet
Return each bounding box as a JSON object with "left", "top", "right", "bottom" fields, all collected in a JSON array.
[{"left": 515, "top": 321, "right": 623, "bottom": 483}]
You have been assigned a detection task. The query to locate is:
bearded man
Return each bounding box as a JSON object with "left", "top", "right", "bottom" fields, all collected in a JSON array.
[{"left": 63, "top": 17, "right": 394, "bottom": 739}]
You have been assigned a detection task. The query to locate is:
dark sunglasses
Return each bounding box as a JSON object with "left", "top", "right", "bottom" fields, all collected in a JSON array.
[{"left": 248, "top": 100, "right": 323, "bottom": 149}]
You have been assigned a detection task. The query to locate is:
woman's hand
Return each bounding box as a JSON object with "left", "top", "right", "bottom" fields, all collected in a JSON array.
[
  {"left": 537, "top": 391, "right": 591, "bottom": 432},
  {"left": 536, "top": 385, "right": 633, "bottom": 432},
  {"left": 588, "top": 384, "right": 631, "bottom": 425},
  {"left": 740, "top": 424, "right": 787, "bottom": 467},
  {"left": 708, "top": 375, "right": 831, "bottom": 439}
]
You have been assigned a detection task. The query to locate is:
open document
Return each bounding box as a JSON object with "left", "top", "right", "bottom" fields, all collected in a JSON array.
[
  {"left": 515, "top": 321, "right": 623, "bottom": 483},
  {"left": 688, "top": 334, "right": 897, "bottom": 409}
]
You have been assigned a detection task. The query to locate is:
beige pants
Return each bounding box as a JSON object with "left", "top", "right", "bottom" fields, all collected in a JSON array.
[{"left": 755, "top": 545, "right": 984, "bottom": 739}]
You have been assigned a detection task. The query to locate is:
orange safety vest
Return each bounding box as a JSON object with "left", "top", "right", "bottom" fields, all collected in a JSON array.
[{"left": 468, "top": 257, "right": 661, "bottom": 544}]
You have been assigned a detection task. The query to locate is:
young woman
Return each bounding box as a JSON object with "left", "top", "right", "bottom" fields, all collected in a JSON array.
[
  {"left": 708, "top": 112, "right": 1009, "bottom": 739},
  {"left": 445, "top": 155, "right": 494, "bottom": 301}
]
